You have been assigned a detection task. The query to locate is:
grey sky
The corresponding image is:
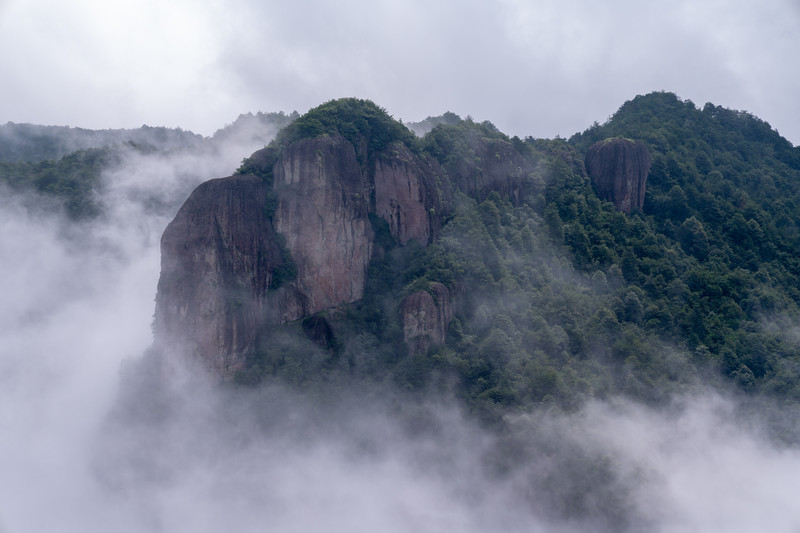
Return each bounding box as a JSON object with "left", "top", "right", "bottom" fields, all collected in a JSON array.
[{"left": 1, "top": 0, "right": 798, "bottom": 144}]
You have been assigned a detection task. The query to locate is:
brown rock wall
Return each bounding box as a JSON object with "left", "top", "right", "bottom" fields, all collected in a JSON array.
[
  {"left": 585, "top": 138, "right": 651, "bottom": 213},
  {"left": 155, "top": 133, "right": 450, "bottom": 379},
  {"left": 154, "top": 174, "right": 285, "bottom": 377},
  {"left": 273, "top": 135, "right": 373, "bottom": 314},
  {"left": 374, "top": 142, "right": 442, "bottom": 245}
]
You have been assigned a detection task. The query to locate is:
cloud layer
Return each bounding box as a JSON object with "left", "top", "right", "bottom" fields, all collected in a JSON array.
[
  {"left": 2, "top": 134, "right": 800, "bottom": 532},
  {"left": 1, "top": 0, "right": 798, "bottom": 144}
]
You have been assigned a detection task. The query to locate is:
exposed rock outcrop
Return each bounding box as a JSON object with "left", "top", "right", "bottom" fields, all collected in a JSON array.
[
  {"left": 585, "top": 138, "right": 651, "bottom": 213},
  {"left": 154, "top": 174, "right": 288, "bottom": 377},
  {"left": 155, "top": 133, "right": 446, "bottom": 378},
  {"left": 272, "top": 135, "right": 374, "bottom": 315},
  {"left": 402, "top": 282, "right": 454, "bottom": 355},
  {"left": 374, "top": 142, "right": 443, "bottom": 245}
]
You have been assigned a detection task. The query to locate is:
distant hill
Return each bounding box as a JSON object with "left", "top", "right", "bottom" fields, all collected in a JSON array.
[
  {"left": 0, "top": 112, "right": 299, "bottom": 218},
  {"left": 0, "top": 123, "right": 204, "bottom": 163},
  {"left": 405, "top": 111, "right": 462, "bottom": 137},
  {"left": 210, "top": 111, "right": 299, "bottom": 147}
]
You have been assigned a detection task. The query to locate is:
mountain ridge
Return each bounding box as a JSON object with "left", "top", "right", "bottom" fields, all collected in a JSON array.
[
  {"left": 148, "top": 93, "right": 800, "bottom": 415},
  {"left": 5, "top": 91, "right": 800, "bottom": 413}
]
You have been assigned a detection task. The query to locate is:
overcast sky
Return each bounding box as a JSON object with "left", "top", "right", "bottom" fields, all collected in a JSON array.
[{"left": 1, "top": 0, "right": 798, "bottom": 144}]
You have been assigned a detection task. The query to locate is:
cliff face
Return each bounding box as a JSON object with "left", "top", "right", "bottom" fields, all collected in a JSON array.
[
  {"left": 272, "top": 135, "right": 373, "bottom": 316},
  {"left": 585, "top": 138, "right": 651, "bottom": 213},
  {"left": 374, "top": 142, "right": 443, "bottom": 245},
  {"left": 155, "top": 133, "right": 445, "bottom": 378},
  {"left": 447, "top": 136, "right": 536, "bottom": 205},
  {"left": 155, "top": 174, "right": 286, "bottom": 376}
]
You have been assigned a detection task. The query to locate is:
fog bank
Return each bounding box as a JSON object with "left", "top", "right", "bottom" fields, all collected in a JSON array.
[{"left": 2, "top": 139, "right": 800, "bottom": 532}]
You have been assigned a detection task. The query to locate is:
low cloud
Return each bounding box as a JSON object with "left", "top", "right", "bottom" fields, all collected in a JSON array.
[{"left": 2, "top": 132, "right": 800, "bottom": 532}]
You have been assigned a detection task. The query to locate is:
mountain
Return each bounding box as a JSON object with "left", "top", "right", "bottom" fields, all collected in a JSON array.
[
  {"left": 0, "top": 113, "right": 297, "bottom": 219},
  {"left": 5, "top": 92, "right": 799, "bottom": 414},
  {"left": 8, "top": 93, "right": 800, "bottom": 531},
  {"left": 151, "top": 93, "right": 800, "bottom": 417}
]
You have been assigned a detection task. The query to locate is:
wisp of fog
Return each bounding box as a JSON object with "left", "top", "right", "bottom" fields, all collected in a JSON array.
[{"left": 2, "top": 133, "right": 800, "bottom": 533}]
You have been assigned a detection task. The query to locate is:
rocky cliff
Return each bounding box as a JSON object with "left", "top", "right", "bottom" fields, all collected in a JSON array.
[
  {"left": 154, "top": 132, "right": 444, "bottom": 378},
  {"left": 272, "top": 135, "right": 374, "bottom": 315},
  {"left": 374, "top": 142, "right": 443, "bottom": 245},
  {"left": 155, "top": 174, "right": 288, "bottom": 376},
  {"left": 585, "top": 138, "right": 651, "bottom": 213},
  {"left": 447, "top": 136, "right": 536, "bottom": 205}
]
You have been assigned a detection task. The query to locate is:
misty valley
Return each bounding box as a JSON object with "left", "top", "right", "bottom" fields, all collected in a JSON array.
[{"left": 3, "top": 92, "right": 800, "bottom": 531}]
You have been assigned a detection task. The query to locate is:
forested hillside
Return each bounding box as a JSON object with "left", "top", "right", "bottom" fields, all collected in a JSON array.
[
  {"left": 220, "top": 94, "right": 800, "bottom": 422},
  {"left": 8, "top": 93, "right": 800, "bottom": 531},
  {"left": 568, "top": 92, "right": 800, "bottom": 399},
  {"left": 6, "top": 93, "right": 800, "bottom": 417},
  {"left": 0, "top": 112, "right": 296, "bottom": 219}
]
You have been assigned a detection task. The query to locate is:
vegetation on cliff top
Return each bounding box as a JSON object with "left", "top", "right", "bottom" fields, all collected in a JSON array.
[{"left": 270, "top": 98, "right": 418, "bottom": 165}]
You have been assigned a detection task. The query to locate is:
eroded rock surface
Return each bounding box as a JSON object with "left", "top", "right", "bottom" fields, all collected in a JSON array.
[
  {"left": 585, "top": 138, "right": 651, "bottom": 213},
  {"left": 155, "top": 133, "right": 447, "bottom": 378},
  {"left": 272, "top": 135, "right": 374, "bottom": 315},
  {"left": 446, "top": 136, "right": 536, "bottom": 205},
  {"left": 374, "top": 142, "right": 442, "bottom": 245}
]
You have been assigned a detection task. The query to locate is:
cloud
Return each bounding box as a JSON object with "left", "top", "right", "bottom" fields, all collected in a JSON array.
[
  {"left": 3, "top": 159, "right": 800, "bottom": 531},
  {"left": 1, "top": 0, "right": 798, "bottom": 144},
  {"left": 0, "top": 127, "right": 269, "bottom": 531},
  {"left": 2, "top": 74, "right": 800, "bottom": 532}
]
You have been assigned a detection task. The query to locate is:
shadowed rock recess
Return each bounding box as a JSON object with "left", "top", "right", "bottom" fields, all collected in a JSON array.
[{"left": 585, "top": 138, "right": 651, "bottom": 213}]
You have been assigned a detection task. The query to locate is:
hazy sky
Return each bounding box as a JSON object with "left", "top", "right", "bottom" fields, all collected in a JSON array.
[{"left": 1, "top": 0, "right": 798, "bottom": 144}]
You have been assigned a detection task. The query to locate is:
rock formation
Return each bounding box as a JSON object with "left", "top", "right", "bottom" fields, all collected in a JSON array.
[
  {"left": 402, "top": 282, "right": 454, "bottom": 355},
  {"left": 445, "top": 136, "right": 536, "bottom": 205},
  {"left": 154, "top": 174, "right": 289, "bottom": 376},
  {"left": 271, "top": 135, "right": 374, "bottom": 314},
  {"left": 585, "top": 138, "right": 651, "bottom": 213},
  {"left": 374, "top": 142, "right": 443, "bottom": 245},
  {"left": 154, "top": 133, "right": 444, "bottom": 378}
]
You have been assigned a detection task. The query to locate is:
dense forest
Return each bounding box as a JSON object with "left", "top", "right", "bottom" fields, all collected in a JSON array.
[{"left": 6, "top": 92, "right": 800, "bottom": 420}]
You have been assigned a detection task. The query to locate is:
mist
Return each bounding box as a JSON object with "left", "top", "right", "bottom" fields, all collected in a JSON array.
[{"left": 3, "top": 135, "right": 800, "bottom": 532}]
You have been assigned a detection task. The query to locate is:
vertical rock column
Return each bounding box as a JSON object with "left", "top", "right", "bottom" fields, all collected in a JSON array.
[
  {"left": 154, "top": 175, "right": 285, "bottom": 377},
  {"left": 585, "top": 138, "right": 651, "bottom": 213},
  {"left": 272, "top": 135, "right": 374, "bottom": 314}
]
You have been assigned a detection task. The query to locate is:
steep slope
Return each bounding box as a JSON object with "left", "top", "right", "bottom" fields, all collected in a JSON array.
[
  {"left": 154, "top": 100, "right": 447, "bottom": 378},
  {"left": 155, "top": 175, "right": 288, "bottom": 376}
]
